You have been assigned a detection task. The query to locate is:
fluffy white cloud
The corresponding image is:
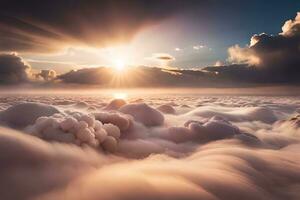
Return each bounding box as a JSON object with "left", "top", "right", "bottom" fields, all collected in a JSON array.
[
  {"left": 119, "top": 103, "right": 165, "bottom": 126},
  {"left": 0, "top": 94, "right": 299, "bottom": 200},
  {"left": 37, "top": 69, "right": 57, "bottom": 81}
]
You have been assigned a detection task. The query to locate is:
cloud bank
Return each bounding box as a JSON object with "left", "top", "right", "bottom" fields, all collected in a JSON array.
[
  {"left": 57, "top": 66, "right": 218, "bottom": 87},
  {"left": 2, "top": 11, "right": 300, "bottom": 87},
  {"left": 0, "top": 52, "right": 59, "bottom": 84},
  {"left": 50, "top": 12, "right": 300, "bottom": 87},
  {"left": 0, "top": 95, "right": 299, "bottom": 200}
]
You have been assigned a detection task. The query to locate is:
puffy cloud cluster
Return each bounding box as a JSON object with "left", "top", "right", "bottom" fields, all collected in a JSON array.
[
  {"left": 0, "top": 125, "right": 300, "bottom": 200},
  {"left": 0, "top": 102, "right": 59, "bottom": 128},
  {"left": 188, "top": 105, "right": 277, "bottom": 123},
  {"left": 37, "top": 69, "right": 57, "bottom": 81},
  {"left": 0, "top": 126, "right": 111, "bottom": 200},
  {"left": 0, "top": 53, "right": 31, "bottom": 84},
  {"left": 184, "top": 116, "right": 240, "bottom": 142},
  {"left": 25, "top": 113, "right": 122, "bottom": 153},
  {"left": 0, "top": 101, "right": 137, "bottom": 152},
  {"left": 160, "top": 116, "right": 241, "bottom": 144},
  {"left": 227, "top": 12, "right": 300, "bottom": 83},
  {"left": 104, "top": 99, "right": 127, "bottom": 110},
  {"left": 281, "top": 12, "right": 300, "bottom": 36},
  {"left": 157, "top": 104, "right": 176, "bottom": 114},
  {"left": 120, "top": 103, "right": 164, "bottom": 126},
  {"left": 93, "top": 112, "right": 132, "bottom": 132},
  {"left": 0, "top": 94, "right": 300, "bottom": 200}
]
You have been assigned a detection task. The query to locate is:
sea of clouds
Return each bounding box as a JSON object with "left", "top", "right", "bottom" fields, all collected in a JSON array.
[{"left": 0, "top": 93, "right": 299, "bottom": 200}]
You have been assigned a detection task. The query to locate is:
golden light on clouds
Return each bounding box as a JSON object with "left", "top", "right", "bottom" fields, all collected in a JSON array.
[{"left": 113, "top": 92, "right": 128, "bottom": 100}]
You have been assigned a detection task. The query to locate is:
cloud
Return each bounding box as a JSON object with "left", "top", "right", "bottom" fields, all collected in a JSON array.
[
  {"left": 0, "top": 126, "right": 113, "bottom": 200},
  {"left": 0, "top": 53, "right": 59, "bottom": 84},
  {"left": 119, "top": 103, "right": 164, "bottom": 126},
  {"left": 187, "top": 105, "right": 277, "bottom": 124},
  {"left": 36, "top": 69, "right": 57, "bottom": 81},
  {"left": 0, "top": 95, "right": 300, "bottom": 199},
  {"left": 281, "top": 12, "right": 300, "bottom": 36},
  {"left": 57, "top": 66, "right": 218, "bottom": 87},
  {"left": 57, "top": 67, "right": 112, "bottom": 85},
  {"left": 0, "top": 53, "right": 31, "bottom": 83},
  {"left": 0, "top": 102, "right": 60, "bottom": 128},
  {"left": 157, "top": 104, "right": 176, "bottom": 114},
  {"left": 153, "top": 53, "right": 175, "bottom": 61},
  {"left": 4, "top": 11, "right": 300, "bottom": 87},
  {"left": 46, "top": 9, "right": 300, "bottom": 87},
  {"left": 227, "top": 12, "right": 300, "bottom": 83},
  {"left": 214, "top": 61, "right": 223, "bottom": 66},
  {"left": 56, "top": 65, "right": 290, "bottom": 87},
  {"left": 193, "top": 45, "right": 205, "bottom": 50},
  {"left": 0, "top": 0, "right": 182, "bottom": 52}
]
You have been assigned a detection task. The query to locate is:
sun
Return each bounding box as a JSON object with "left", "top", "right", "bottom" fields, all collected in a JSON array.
[
  {"left": 108, "top": 55, "right": 134, "bottom": 87},
  {"left": 113, "top": 59, "right": 126, "bottom": 71}
]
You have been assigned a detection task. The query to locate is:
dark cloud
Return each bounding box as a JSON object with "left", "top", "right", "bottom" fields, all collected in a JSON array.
[
  {"left": 57, "top": 65, "right": 273, "bottom": 87},
  {"left": 0, "top": 0, "right": 183, "bottom": 52},
  {"left": 227, "top": 12, "right": 300, "bottom": 83},
  {"left": 154, "top": 54, "right": 175, "bottom": 61},
  {"left": 202, "top": 64, "right": 265, "bottom": 84},
  {"left": 57, "top": 67, "right": 112, "bottom": 85},
  {"left": 0, "top": 53, "right": 31, "bottom": 84},
  {"left": 57, "top": 66, "right": 220, "bottom": 87}
]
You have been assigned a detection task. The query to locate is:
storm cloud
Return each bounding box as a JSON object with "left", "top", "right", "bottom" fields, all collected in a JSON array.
[
  {"left": 227, "top": 12, "right": 300, "bottom": 83},
  {"left": 0, "top": 53, "right": 31, "bottom": 84}
]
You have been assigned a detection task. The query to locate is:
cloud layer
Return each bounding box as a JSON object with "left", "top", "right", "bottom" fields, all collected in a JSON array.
[
  {"left": 57, "top": 66, "right": 218, "bottom": 87},
  {"left": 0, "top": 94, "right": 300, "bottom": 200},
  {"left": 45, "top": 11, "right": 300, "bottom": 87},
  {"left": 2, "top": 11, "right": 300, "bottom": 86}
]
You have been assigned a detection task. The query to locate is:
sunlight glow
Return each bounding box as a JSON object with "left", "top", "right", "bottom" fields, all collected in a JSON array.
[
  {"left": 113, "top": 59, "right": 126, "bottom": 71},
  {"left": 113, "top": 92, "right": 128, "bottom": 100}
]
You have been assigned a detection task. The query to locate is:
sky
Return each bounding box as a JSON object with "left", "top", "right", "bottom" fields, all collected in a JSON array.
[{"left": 0, "top": 0, "right": 300, "bottom": 87}]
